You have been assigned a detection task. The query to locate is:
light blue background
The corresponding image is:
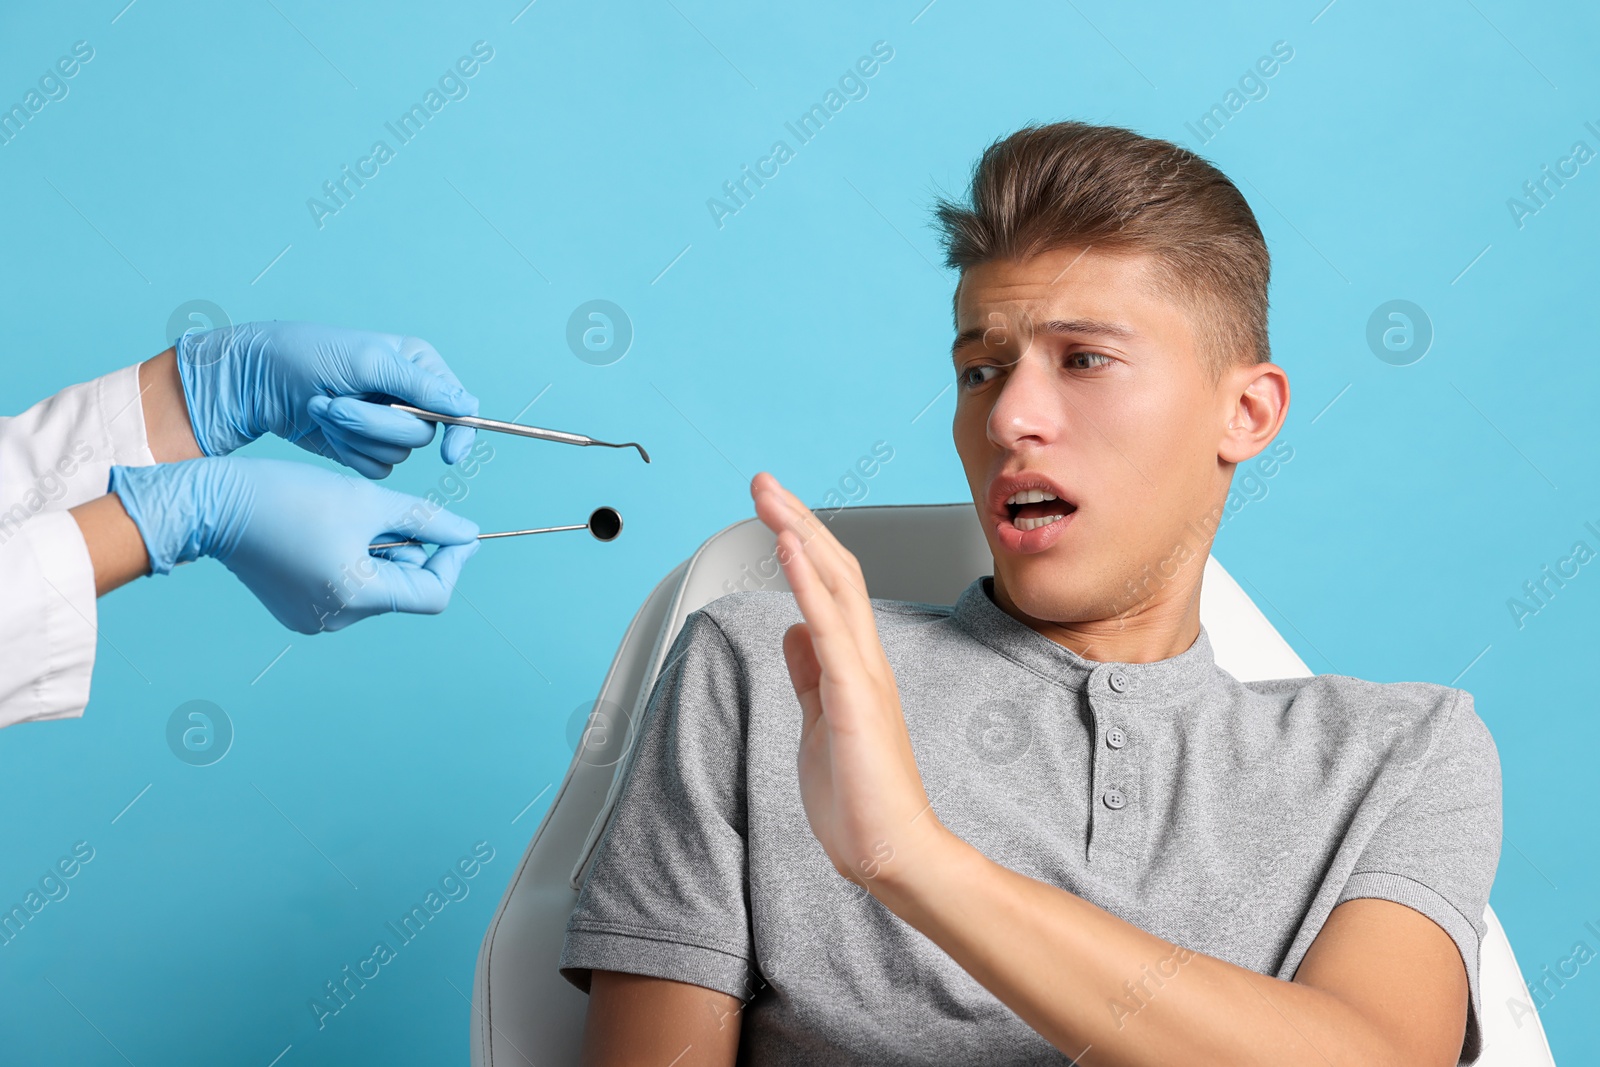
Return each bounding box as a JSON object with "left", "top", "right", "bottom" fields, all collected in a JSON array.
[{"left": 1, "top": 0, "right": 1596, "bottom": 1063}]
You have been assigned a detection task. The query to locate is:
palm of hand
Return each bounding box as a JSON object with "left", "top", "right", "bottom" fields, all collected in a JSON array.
[{"left": 751, "top": 472, "right": 946, "bottom": 892}]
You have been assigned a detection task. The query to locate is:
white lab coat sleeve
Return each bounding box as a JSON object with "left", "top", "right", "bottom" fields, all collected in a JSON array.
[
  {"left": 0, "top": 362, "right": 156, "bottom": 513},
  {"left": 0, "top": 512, "right": 102, "bottom": 726},
  {"left": 0, "top": 364, "right": 156, "bottom": 727}
]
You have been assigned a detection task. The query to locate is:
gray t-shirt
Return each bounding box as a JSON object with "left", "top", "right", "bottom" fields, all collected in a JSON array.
[{"left": 560, "top": 577, "right": 1502, "bottom": 1064}]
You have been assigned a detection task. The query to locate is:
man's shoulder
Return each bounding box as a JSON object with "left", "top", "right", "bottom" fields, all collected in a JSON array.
[
  {"left": 1240, "top": 672, "right": 1496, "bottom": 774},
  {"left": 1242, "top": 671, "right": 1462, "bottom": 710}
]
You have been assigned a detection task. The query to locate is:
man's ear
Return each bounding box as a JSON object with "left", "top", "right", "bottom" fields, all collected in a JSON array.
[{"left": 1217, "top": 361, "right": 1289, "bottom": 464}]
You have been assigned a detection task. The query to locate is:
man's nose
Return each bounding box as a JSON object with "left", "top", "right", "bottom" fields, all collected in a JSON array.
[{"left": 987, "top": 354, "right": 1062, "bottom": 451}]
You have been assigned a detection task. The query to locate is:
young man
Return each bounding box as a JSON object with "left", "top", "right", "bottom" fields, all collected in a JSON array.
[{"left": 558, "top": 122, "right": 1501, "bottom": 1066}]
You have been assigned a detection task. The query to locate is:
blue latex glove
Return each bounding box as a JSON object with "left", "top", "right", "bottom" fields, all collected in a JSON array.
[
  {"left": 108, "top": 457, "right": 480, "bottom": 634},
  {"left": 174, "top": 321, "right": 479, "bottom": 478}
]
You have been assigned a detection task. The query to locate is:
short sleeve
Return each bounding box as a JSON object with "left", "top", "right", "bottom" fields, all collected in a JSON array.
[
  {"left": 558, "top": 608, "right": 756, "bottom": 1000},
  {"left": 1336, "top": 689, "right": 1503, "bottom": 1064}
]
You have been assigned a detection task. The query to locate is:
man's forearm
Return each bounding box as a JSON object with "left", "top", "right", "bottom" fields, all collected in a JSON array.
[
  {"left": 62, "top": 349, "right": 195, "bottom": 597},
  {"left": 139, "top": 347, "right": 202, "bottom": 463},
  {"left": 69, "top": 492, "right": 150, "bottom": 595},
  {"left": 869, "top": 834, "right": 1402, "bottom": 1067}
]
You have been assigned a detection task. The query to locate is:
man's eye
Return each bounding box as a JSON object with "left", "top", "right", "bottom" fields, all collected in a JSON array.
[
  {"left": 1068, "top": 351, "right": 1113, "bottom": 369},
  {"left": 958, "top": 364, "right": 999, "bottom": 389}
]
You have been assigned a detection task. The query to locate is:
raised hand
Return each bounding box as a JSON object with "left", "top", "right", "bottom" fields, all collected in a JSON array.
[{"left": 748, "top": 471, "right": 952, "bottom": 892}]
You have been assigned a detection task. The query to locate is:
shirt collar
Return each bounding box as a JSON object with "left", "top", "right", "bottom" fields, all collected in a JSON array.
[{"left": 947, "top": 576, "right": 1221, "bottom": 706}]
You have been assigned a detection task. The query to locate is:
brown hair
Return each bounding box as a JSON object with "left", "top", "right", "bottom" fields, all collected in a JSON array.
[{"left": 931, "top": 121, "right": 1271, "bottom": 380}]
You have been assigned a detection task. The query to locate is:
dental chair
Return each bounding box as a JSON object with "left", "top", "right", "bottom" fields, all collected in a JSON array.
[{"left": 469, "top": 502, "right": 1557, "bottom": 1067}]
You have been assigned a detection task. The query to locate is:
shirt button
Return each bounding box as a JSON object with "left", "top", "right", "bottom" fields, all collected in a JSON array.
[
  {"left": 1102, "top": 787, "right": 1126, "bottom": 810},
  {"left": 1106, "top": 727, "right": 1127, "bottom": 749},
  {"left": 1108, "top": 671, "right": 1129, "bottom": 693}
]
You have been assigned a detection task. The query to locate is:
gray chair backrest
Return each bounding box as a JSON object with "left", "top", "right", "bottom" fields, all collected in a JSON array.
[{"left": 469, "top": 503, "right": 1555, "bottom": 1067}]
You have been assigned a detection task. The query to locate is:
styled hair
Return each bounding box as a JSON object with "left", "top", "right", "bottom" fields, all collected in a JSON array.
[{"left": 931, "top": 121, "right": 1271, "bottom": 380}]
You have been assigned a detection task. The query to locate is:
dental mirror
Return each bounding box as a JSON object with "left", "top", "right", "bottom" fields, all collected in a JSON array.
[{"left": 370, "top": 506, "right": 623, "bottom": 551}]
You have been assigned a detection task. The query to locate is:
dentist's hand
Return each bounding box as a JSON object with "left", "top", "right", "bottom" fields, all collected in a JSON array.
[
  {"left": 174, "top": 321, "right": 479, "bottom": 478},
  {"left": 108, "top": 457, "right": 479, "bottom": 633}
]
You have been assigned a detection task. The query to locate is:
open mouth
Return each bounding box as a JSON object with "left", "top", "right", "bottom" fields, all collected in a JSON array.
[{"left": 1003, "top": 489, "right": 1078, "bottom": 532}]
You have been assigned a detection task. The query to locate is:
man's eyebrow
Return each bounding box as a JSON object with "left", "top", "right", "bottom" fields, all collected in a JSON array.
[{"left": 951, "top": 317, "right": 1138, "bottom": 354}]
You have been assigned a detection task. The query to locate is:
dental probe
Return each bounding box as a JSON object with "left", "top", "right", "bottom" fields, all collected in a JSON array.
[
  {"left": 368, "top": 506, "right": 623, "bottom": 551},
  {"left": 388, "top": 403, "right": 651, "bottom": 463}
]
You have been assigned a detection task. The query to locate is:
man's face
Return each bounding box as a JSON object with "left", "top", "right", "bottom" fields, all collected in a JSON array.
[{"left": 951, "top": 246, "right": 1238, "bottom": 628}]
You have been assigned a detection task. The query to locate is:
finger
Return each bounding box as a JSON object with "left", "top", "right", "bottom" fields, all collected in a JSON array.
[
  {"left": 422, "top": 538, "right": 478, "bottom": 593},
  {"left": 356, "top": 556, "right": 435, "bottom": 616},
  {"left": 310, "top": 408, "right": 418, "bottom": 473},
  {"left": 752, "top": 473, "right": 864, "bottom": 595},
  {"left": 380, "top": 491, "right": 479, "bottom": 546},
  {"left": 354, "top": 336, "right": 481, "bottom": 420},
  {"left": 283, "top": 422, "right": 347, "bottom": 470},
  {"left": 753, "top": 474, "right": 876, "bottom": 640},
  {"left": 750, "top": 471, "right": 824, "bottom": 541},
  {"left": 774, "top": 526, "right": 869, "bottom": 689},
  {"left": 750, "top": 478, "right": 863, "bottom": 634},
  {"left": 360, "top": 540, "right": 479, "bottom": 616},
  {"left": 773, "top": 488, "right": 876, "bottom": 644},
  {"left": 315, "top": 420, "right": 415, "bottom": 468},
  {"left": 309, "top": 394, "right": 439, "bottom": 450},
  {"left": 771, "top": 500, "right": 893, "bottom": 689},
  {"left": 782, "top": 622, "right": 826, "bottom": 735},
  {"left": 441, "top": 423, "right": 476, "bottom": 466},
  {"left": 317, "top": 430, "right": 396, "bottom": 480},
  {"left": 398, "top": 335, "right": 469, "bottom": 395},
  {"left": 750, "top": 477, "right": 829, "bottom": 572},
  {"left": 369, "top": 542, "right": 429, "bottom": 567},
  {"left": 393, "top": 337, "right": 478, "bottom": 465}
]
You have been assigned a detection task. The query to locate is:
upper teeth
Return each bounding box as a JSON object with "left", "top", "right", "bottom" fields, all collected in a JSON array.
[{"left": 1005, "top": 489, "right": 1059, "bottom": 505}]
